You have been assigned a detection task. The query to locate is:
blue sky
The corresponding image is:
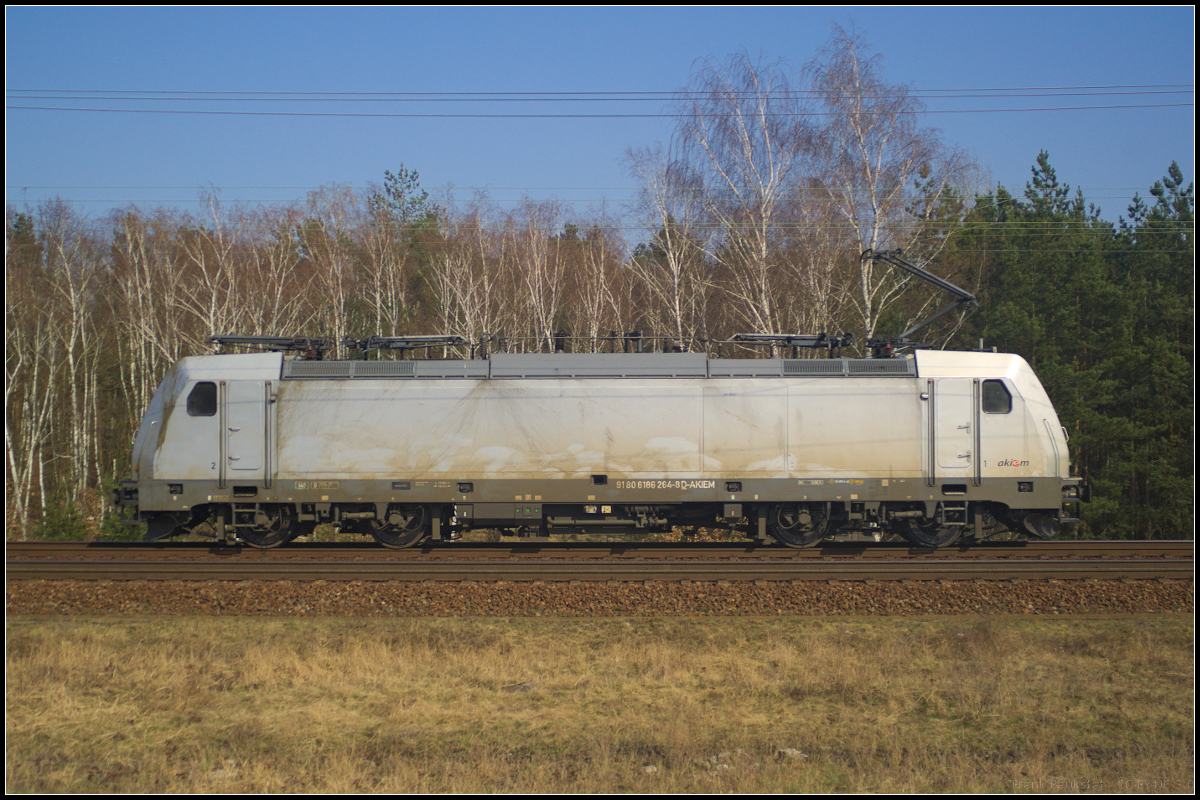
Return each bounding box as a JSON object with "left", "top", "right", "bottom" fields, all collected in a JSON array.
[{"left": 5, "top": 7, "right": 1195, "bottom": 229}]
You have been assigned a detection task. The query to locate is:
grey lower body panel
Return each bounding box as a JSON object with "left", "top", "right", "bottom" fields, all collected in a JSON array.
[{"left": 127, "top": 475, "right": 1067, "bottom": 524}]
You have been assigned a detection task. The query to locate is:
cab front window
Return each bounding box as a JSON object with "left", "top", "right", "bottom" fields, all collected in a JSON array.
[
  {"left": 982, "top": 379, "right": 1011, "bottom": 414},
  {"left": 186, "top": 382, "right": 217, "bottom": 416}
]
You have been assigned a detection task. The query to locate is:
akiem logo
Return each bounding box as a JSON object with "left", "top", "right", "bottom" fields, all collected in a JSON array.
[{"left": 997, "top": 458, "right": 1030, "bottom": 467}]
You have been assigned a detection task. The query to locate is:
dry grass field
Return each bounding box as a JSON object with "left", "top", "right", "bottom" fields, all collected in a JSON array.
[{"left": 5, "top": 615, "right": 1194, "bottom": 793}]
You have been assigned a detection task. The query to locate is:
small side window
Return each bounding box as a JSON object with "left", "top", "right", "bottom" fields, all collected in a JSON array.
[
  {"left": 982, "top": 379, "right": 1012, "bottom": 414},
  {"left": 187, "top": 382, "right": 217, "bottom": 416}
]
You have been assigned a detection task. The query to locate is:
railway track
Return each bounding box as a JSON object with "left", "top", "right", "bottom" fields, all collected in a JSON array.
[{"left": 6, "top": 540, "right": 1193, "bottom": 582}]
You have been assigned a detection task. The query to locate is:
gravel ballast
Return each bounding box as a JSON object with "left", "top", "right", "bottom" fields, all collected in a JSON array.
[{"left": 6, "top": 578, "right": 1193, "bottom": 617}]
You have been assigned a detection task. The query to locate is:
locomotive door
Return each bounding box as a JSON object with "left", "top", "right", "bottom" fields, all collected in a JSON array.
[
  {"left": 224, "top": 380, "right": 267, "bottom": 480},
  {"left": 934, "top": 379, "right": 973, "bottom": 477}
]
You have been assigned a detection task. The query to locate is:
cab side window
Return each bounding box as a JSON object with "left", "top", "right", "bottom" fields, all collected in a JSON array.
[
  {"left": 187, "top": 382, "right": 217, "bottom": 416},
  {"left": 981, "top": 379, "right": 1012, "bottom": 414}
]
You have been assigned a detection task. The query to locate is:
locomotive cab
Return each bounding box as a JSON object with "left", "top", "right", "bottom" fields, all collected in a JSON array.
[
  {"left": 911, "top": 350, "right": 1084, "bottom": 542},
  {"left": 116, "top": 353, "right": 287, "bottom": 544}
]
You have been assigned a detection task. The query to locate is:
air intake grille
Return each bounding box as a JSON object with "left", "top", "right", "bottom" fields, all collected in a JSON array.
[
  {"left": 847, "top": 359, "right": 915, "bottom": 375},
  {"left": 783, "top": 360, "right": 845, "bottom": 376},
  {"left": 283, "top": 361, "right": 353, "bottom": 378},
  {"left": 354, "top": 361, "right": 416, "bottom": 377},
  {"left": 778, "top": 358, "right": 915, "bottom": 377}
]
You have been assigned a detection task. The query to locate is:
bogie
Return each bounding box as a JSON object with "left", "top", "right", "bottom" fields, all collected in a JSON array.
[
  {"left": 356, "top": 505, "right": 430, "bottom": 549},
  {"left": 767, "top": 503, "right": 829, "bottom": 548},
  {"left": 236, "top": 504, "right": 297, "bottom": 550},
  {"left": 894, "top": 517, "right": 964, "bottom": 548}
]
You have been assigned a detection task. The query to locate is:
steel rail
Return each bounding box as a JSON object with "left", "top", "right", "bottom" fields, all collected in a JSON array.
[
  {"left": 7, "top": 540, "right": 1194, "bottom": 558},
  {"left": 6, "top": 541, "right": 1193, "bottom": 582}
]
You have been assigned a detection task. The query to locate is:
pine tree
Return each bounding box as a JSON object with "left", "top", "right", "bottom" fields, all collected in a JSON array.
[{"left": 1105, "top": 163, "right": 1195, "bottom": 537}]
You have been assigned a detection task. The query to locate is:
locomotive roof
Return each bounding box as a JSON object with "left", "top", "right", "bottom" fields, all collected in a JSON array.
[{"left": 167, "top": 349, "right": 1035, "bottom": 383}]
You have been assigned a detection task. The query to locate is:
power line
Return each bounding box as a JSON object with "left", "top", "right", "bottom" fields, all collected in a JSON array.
[
  {"left": 7, "top": 83, "right": 1193, "bottom": 95},
  {"left": 10, "top": 217, "right": 1190, "bottom": 234},
  {"left": 7, "top": 194, "right": 1189, "bottom": 207},
  {"left": 6, "top": 89, "right": 1194, "bottom": 104},
  {"left": 6, "top": 103, "right": 1193, "bottom": 119},
  {"left": 6, "top": 184, "right": 1185, "bottom": 191},
  {"left": 8, "top": 204, "right": 1193, "bottom": 221}
]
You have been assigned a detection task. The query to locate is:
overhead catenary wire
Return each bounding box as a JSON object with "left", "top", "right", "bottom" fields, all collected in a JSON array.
[
  {"left": 7, "top": 89, "right": 1195, "bottom": 103},
  {"left": 6, "top": 186, "right": 1189, "bottom": 206},
  {"left": 8, "top": 82, "right": 1193, "bottom": 117},
  {"left": 5, "top": 184, "right": 1182, "bottom": 191},
  {"left": 7, "top": 217, "right": 1191, "bottom": 243},
  {"left": 6, "top": 103, "right": 1192, "bottom": 118},
  {"left": 6, "top": 83, "right": 1193, "bottom": 96}
]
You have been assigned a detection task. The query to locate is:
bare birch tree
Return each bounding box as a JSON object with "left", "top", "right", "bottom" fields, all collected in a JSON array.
[
  {"left": 299, "top": 187, "right": 361, "bottom": 358},
  {"left": 6, "top": 211, "right": 59, "bottom": 537},
  {"left": 775, "top": 181, "right": 856, "bottom": 338},
  {"left": 563, "top": 218, "right": 626, "bottom": 349},
  {"left": 626, "top": 144, "right": 714, "bottom": 344},
  {"left": 242, "top": 205, "right": 317, "bottom": 336},
  {"left": 359, "top": 199, "right": 416, "bottom": 337},
  {"left": 110, "top": 208, "right": 193, "bottom": 433},
  {"left": 175, "top": 194, "right": 253, "bottom": 349},
  {"left": 673, "top": 53, "right": 813, "bottom": 339},
  {"left": 427, "top": 210, "right": 494, "bottom": 343},
  {"left": 39, "top": 200, "right": 105, "bottom": 504},
  {"left": 508, "top": 200, "right": 567, "bottom": 351},
  {"left": 805, "top": 25, "right": 970, "bottom": 344}
]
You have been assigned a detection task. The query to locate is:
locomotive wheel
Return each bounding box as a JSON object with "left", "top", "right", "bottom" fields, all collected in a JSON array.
[
  {"left": 767, "top": 504, "right": 827, "bottom": 548},
  {"left": 896, "top": 518, "right": 963, "bottom": 548},
  {"left": 360, "top": 506, "right": 429, "bottom": 549},
  {"left": 239, "top": 505, "right": 297, "bottom": 550}
]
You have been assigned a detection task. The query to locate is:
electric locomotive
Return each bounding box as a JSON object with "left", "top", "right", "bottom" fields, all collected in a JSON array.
[{"left": 112, "top": 339, "right": 1089, "bottom": 549}]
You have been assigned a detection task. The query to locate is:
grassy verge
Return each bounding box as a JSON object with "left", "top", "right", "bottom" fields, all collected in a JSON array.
[{"left": 6, "top": 616, "right": 1194, "bottom": 793}]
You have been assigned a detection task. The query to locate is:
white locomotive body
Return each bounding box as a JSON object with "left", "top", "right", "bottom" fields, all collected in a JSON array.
[{"left": 115, "top": 349, "right": 1088, "bottom": 548}]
